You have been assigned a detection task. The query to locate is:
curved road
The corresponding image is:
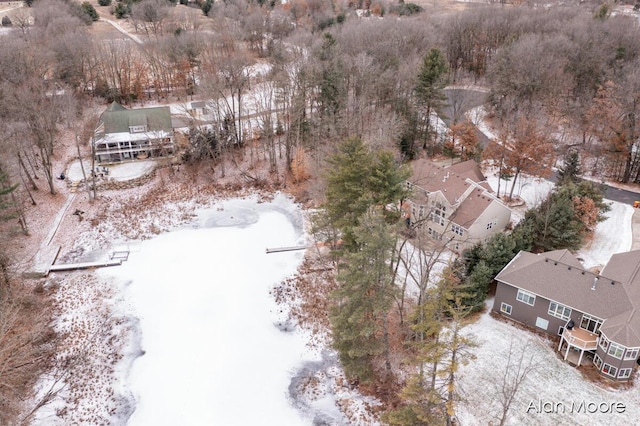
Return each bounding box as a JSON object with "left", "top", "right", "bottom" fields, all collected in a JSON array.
[{"left": 441, "top": 87, "right": 640, "bottom": 205}]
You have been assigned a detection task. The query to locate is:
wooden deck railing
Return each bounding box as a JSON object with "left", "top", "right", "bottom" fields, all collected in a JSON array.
[{"left": 564, "top": 328, "right": 598, "bottom": 350}]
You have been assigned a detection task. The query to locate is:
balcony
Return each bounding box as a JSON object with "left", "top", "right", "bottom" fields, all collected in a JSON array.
[{"left": 563, "top": 327, "right": 598, "bottom": 351}]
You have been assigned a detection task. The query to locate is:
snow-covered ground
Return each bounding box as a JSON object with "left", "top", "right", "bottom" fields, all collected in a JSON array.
[{"left": 457, "top": 300, "right": 640, "bottom": 426}]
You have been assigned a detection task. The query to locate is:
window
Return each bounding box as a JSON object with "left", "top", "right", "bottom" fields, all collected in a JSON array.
[
  {"left": 558, "top": 326, "right": 565, "bottom": 336},
  {"left": 608, "top": 343, "right": 625, "bottom": 359},
  {"left": 594, "top": 354, "right": 603, "bottom": 370},
  {"left": 548, "top": 302, "right": 572, "bottom": 321},
  {"left": 625, "top": 348, "right": 639, "bottom": 360},
  {"left": 535, "top": 317, "right": 549, "bottom": 330},
  {"left": 428, "top": 227, "right": 441, "bottom": 240},
  {"left": 619, "top": 368, "right": 632, "bottom": 379},
  {"left": 129, "top": 125, "right": 147, "bottom": 133},
  {"left": 451, "top": 224, "right": 464, "bottom": 236},
  {"left": 580, "top": 314, "right": 603, "bottom": 333},
  {"left": 418, "top": 205, "right": 425, "bottom": 220},
  {"left": 500, "top": 303, "right": 512, "bottom": 315},
  {"left": 599, "top": 335, "right": 610, "bottom": 352},
  {"left": 602, "top": 363, "right": 618, "bottom": 378},
  {"left": 516, "top": 289, "right": 536, "bottom": 306},
  {"left": 431, "top": 202, "right": 446, "bottom": 226}
]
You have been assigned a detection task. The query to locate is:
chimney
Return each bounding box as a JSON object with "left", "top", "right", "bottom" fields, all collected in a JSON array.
[{"left": 592, "top": 276, "right": 599, "bottom": 291}]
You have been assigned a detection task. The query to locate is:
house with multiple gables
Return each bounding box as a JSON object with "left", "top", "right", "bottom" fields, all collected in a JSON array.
[
  {"left": 93, "top": 102, "right": 176, "bottom": 164},
  {"left": 494, "top": 249, "right": 640, "bottom": 381},
  {"left": 406, "top": 159, "right": 512, "bottom": 252}
]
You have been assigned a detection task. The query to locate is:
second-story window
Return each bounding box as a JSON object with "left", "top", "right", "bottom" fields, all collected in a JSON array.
[{"left": 451, "top": 224, "right": 464, "bottom": 236}]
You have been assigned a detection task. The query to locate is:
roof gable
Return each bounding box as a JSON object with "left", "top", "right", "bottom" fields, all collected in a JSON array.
[{"left": 450, "top": 187, "right": 493, "bottom": 228}]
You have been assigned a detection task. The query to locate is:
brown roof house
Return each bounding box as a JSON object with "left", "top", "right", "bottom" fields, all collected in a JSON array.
[
  {"left": 93, "top": 102, "right": 176, "bottom": 164},
  {"left": 405, "top": 159, "right": 511, "bottom": 252},
  {"left": 494, "top": 249, "right": 640, "bottom": 381}
]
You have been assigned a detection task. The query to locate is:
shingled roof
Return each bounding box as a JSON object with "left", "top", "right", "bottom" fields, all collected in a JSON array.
[
  {"left": 497, "top": 249, "right": 640, "bottom": 347},
  {"left": 410, "top": 159, "right": 476, "bottom": 205},
  {"left": 99, "top": 102, "right": 172, "bottom": 134},
  {"left": 450, "top": 187, "right": 493, "bottom": 228}
]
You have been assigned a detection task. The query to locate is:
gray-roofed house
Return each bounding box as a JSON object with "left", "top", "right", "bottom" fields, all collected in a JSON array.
[
  {"left": 93, "top": 102, "right": 176, "bottom": 164},
  {"left": 494, "top": 249, "right": 640, "bottom": 381},
  {"left": 405, "top": 159, "right": 511, "bottom": 252}
]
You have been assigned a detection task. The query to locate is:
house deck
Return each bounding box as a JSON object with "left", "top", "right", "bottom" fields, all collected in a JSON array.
[{"left": 563, "top": 328, "right": 598, "bottom": 351}]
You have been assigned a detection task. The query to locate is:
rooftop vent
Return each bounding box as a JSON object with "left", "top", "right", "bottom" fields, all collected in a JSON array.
[{"left": 592, "top": 276, "right": 599, "bottom": 291}]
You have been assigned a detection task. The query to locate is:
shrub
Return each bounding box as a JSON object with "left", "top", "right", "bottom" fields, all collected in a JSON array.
[
  {"left": 98, "top": 0, "right": 112, "bottom": 5},
  {"left": 82, "top": 2, "right": 99, "bottom": 21},
  {"left": 1, "top": 16, "right": 11, "bottom": 26}
]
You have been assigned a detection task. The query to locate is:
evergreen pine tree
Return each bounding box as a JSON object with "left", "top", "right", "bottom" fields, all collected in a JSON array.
[
  {"left": 330, "top": 210, "right": 398, "bottom": 383},
  {"left": 320, "top": 137, "right": 409, "bottom": 251},
  {"left": 323, "top": 137, "right": 374, "bottom": 250},
  {"left": 557, "top": 150, "right": 582, "bottom": 185},
  {"left": 415, "top": 48, "right": 448, "bottom": 154}
]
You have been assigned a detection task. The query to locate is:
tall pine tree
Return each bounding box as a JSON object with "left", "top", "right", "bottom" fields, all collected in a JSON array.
[
  {"left": 330, "top": 209, "right": 398, "bottom": 383},
  {"left": 320, "top": 137, "right": 409, "bottom": 251},
  {"left": 415, "top": 48, "right": 448, "bottom": 155}
]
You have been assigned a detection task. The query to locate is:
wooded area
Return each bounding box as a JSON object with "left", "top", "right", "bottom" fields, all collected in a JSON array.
[{"left": 0, "top": 0, "right": 639, "bottom": 423}]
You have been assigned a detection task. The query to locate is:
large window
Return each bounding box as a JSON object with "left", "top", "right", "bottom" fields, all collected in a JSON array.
[
  {"left": 548, "top": 302, "right": 572, "bottom": 321},
  {"left": 625, "top": 348, "right": 640, "bottom": 361},
  {"left": 580, "top": 314, "right": 603, "bottom": 333},
  {"left": 430, "top": 202, "right": 446, "bottom": 226},
  {"left": 608, "top": 343, "right": 625, "bottom": 359},
  {"left": 602, "top": 363, "right": 618, "bottom": 378},
  {"left": 516, "top": 289, "right": 536, "bottom": 306},
  {"left": 599, "top": 335, "right": 610, "bottom": 352},
  {"left": 619, "top": 368, "right": 632, "bottom": 379},
  {"left": 500, "top": 303, "right": 512, "bottom": 315},
  {"left": 594, "top": 354, "right": 603, "bottom": 370}
]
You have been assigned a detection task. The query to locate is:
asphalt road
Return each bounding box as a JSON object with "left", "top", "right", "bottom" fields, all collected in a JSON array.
[{"left": 440, "top": 87, "right": 640, "bottom": 205}]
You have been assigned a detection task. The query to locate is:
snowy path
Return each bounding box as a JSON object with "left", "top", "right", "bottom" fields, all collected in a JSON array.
[{"left": 102, "top": 18, "right": 143, "bottom": 44}]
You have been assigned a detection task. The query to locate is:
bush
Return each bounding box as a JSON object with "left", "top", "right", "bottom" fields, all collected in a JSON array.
[
  {"left": 1, "top": 16, "right": 11, "bottom": 26},
  {"left": 390, "top": 2, "right": 423, "bottom": 16},
  {"left": 201, "top": 0, "right": 212, "bottom": 16},
  {"left": 82, "top": 2, "right": 99, "bottom": 21},
  {"left": 98, "top": 0, "right": 112, "bottom": 6},
  {"left": 112, "top": 1, "right": 130, "bottom": 18}
]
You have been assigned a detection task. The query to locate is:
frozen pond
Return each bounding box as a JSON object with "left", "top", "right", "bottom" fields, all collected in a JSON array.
[{"left": 105, "top": 195, "right": 314, "bottom": 425}]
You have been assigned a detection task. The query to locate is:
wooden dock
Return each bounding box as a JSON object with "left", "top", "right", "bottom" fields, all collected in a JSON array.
[
  {"left": 265, "top": 245, "right": 312, "bottom": 254},
  {"left": 49, "top": 259, "right": 123, "bottom": 272}
]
